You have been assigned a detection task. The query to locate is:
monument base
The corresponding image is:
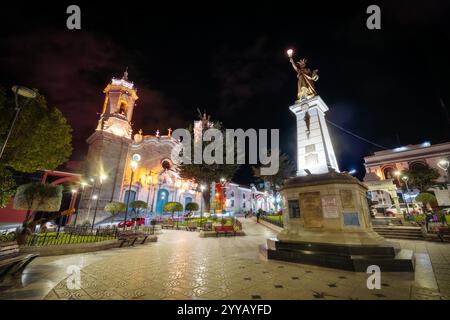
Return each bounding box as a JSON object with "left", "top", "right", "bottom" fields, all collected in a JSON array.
[
  {"left": 262, "top": 238, "right": 414, "bottom": 272},
  {"left": 265, "top": 172, "right": 414, "bottom": 272}
]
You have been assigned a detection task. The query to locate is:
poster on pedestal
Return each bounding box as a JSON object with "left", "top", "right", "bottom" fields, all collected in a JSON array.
[{"left": 321, "top": 195, "right": 339, "bottom": 218}]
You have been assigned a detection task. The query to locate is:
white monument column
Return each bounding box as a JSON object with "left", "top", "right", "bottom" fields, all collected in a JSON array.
[{"left": 290, "top": 95, "right": 339, "bottom": 176}]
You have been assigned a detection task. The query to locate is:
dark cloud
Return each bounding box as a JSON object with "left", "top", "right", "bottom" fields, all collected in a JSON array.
[{"left": 0, "top": 30, "right": 184, "bottom": 160}]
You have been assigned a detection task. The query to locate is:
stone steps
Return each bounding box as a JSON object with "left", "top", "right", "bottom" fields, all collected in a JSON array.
[{"left": 373, "top": 226, "right": 424, "bottom": 240}]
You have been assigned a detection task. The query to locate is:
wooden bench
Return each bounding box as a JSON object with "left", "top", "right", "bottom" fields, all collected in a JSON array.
[
  {"left": 214, "top": 225, "right": 236, "bottom": 237},
  {"left": 118, "top": 233, "right": 149, "bottom": 247},
  {"left": 0, "top": 241, "right": 38, "bottom": 281},
  {"left": 437, "top": 227, "right": 450, "bottom": 242}
]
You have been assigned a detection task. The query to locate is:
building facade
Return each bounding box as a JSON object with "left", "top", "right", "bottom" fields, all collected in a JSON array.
[
  {"left": 76, "top": 72, "right": 271, "bottom": 225},
  {"left": 364, "top": 141, "right": 450, "bottom": 207}
]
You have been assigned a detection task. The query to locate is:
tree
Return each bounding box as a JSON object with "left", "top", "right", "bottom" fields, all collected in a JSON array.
[
  {"left": 163, "top": 202, "right": 183, "bottom": 219},
  {"left": 403, "top": 166, "right": 440, "bottom": 192},
  {"left": 0, "top": 86, "right": 72, "bottom": 172},
  {"left": 104, "top": 201, "right": 126, "bottom": 224},
  {"left": 13, "top": 183, "right": 63, "bottom": 244},
  {"left": 179, "top": 111, "right": 239, "bottom": 213},
  {"left": 253, "top": 153, "right": 295, "bottom": 187},
  {"left": 0, "top": 166, "right": 15, "bottom": 208},
  {"left": 415, "top": 192, "right": 438, "bottom": 211},
  {"left": 130, "top": 200, "right": 148, "bottom": 218},
  {"left": 163, "top": 201, "right": 183, "bottom": 228},
  {"left": 185, "top": 202, "right": 199, "bottom": 213},
  {"left": 253, "top": 153, "right": 295, "bottom": 210}
]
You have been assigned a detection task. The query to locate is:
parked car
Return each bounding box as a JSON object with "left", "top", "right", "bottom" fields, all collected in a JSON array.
[
  {"left": 384, "top": 203, "right": 423, "bottom": 216},
  {"left": 370, "top": 204, "right": 390, "bottom": 217},
  {"left": 118, "top": 217, "right": 145, "bottom": 228}
]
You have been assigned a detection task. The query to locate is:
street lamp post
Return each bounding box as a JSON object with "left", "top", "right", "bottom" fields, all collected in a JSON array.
[
  {"left": 123, "top": 160, "right": 138, "bottom": 229},
  {"left": 0, "top": 86, "right": 37, "bottom": 159},
  {"left": 73, "top": 181, "right": 87, "bottom": 226},
  {"left": 220, "top": 177, "right": 227, "bottom": 223},
  {"left": 200, "top": 185, "right": 205, "bottom": 229},
  {"left": 91, "top": 174, "right": 107, "bottom": 232}
]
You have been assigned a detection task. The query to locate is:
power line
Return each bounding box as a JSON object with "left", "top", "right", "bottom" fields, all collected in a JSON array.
[{"left": 326, "top": 119, "right": 388, "bottom": 150}]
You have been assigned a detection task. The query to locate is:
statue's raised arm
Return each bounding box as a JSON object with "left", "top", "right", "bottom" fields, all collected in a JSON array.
[
  {"left": 289, "top": 57, "right": 299, "bottom": 72},
  {"left": 287, "top": 49, "right": 319, "bottom": 101}
]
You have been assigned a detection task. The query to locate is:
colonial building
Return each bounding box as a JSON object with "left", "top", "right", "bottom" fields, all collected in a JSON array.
[
  {"left": 363, "top": 141, "right": 450, "bottom": 207},
  {"left": 75, "top": 72, "right": 271, "bottom": 225}
]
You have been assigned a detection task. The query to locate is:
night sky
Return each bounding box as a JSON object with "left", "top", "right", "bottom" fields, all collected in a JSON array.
[{"left": 1, "top": 1, "right": 449, "bottom": 184}]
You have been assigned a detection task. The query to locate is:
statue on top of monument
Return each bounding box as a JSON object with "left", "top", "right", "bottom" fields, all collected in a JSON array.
[{"left": 287, "top": 49, "right": 319, "bottom": 101}]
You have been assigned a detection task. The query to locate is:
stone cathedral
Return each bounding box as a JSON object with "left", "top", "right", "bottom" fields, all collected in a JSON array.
[{"left": 75, "top": 71, "right": 271, "bottom": 225}]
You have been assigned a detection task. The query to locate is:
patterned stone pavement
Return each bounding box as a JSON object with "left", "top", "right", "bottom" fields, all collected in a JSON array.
[{"left": 1, "top": 219, "right": 449, "bottom": 300}]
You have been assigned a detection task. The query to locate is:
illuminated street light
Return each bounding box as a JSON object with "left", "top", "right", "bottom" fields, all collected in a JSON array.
[
  {"left": 200, "top": 184, "right": 206, "bottom": 229},
  {"left": 438, "top": 159, "right": 449, "bottom": 185},
  {"left": 92, "top": 194, "right": 98, "bottom": 200},
  {"left": 0, "top": 86, "right": 37, "bottom": 159},
  {"left": 124, "top": 158, "right": 140, "bottom": 228},
  {"left": 438, "top": 159, "right": 449, "bottom": 171},
  {"left": 348, "top": 169, "right": 357, "bottom": 175},
  {"left": 401, "top": 176, "right": 411, "bottom": 215},
  {"left": 287, "top": 49, "right": 293, "bottom": 57},
  {"left": 91, "top": 174, "right": 107, "bottom": 232},
  {"left": 73, "top": 181, "right": 87, "bottom": 226}
]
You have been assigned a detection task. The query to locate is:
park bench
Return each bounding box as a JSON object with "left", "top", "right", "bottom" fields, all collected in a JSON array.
[
  {"left": 118, "top": 232, "right": 149, "bottom": 247},
  {"left": 0, "top": 241, "right": 38, "bottom": 281},
  {"left": 214, "top": 225, "right": 236, "bottom": 237},
  {"left": 437, "top": 227, "right": 450, "bottom": 242},
  {"left": 186, "top": 222, "right": 198, "bottom": 231}
]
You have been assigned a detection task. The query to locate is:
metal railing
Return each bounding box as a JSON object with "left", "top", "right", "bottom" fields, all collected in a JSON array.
[
  {"left": 24, "top": 225, "right": 155, "bottom": 247},
  {"left": 260, "top": 215, "right": 284, "bottom": 228}
]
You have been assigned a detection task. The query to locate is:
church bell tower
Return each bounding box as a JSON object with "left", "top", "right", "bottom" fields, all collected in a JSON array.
[
  {"left": 96, "top": 69, "right": 138, "bottom": 139},
  {"left": 77, "top": 70, "right": 139, "bottom": 225}
]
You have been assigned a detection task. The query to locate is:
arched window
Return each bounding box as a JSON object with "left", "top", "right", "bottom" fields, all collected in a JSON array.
[
  {"left": 161, "top": 159, "right": 172, "bottom": 170},
  {"left": 382, "top": 167, "right": 395, "bottom": 179},
  {"left": 409, "top": 162, "right": 427, "bottom": 171},
  {"left": 119, "top": 101, "right": 128, "bottom": 116},
  {"left": 231, "top": 191, "right": 235, "bottom": 198}
]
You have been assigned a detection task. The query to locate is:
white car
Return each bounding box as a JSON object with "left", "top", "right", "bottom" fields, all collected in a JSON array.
[{"left": 385, "top": 203, "right": 423, "bottom": 216}]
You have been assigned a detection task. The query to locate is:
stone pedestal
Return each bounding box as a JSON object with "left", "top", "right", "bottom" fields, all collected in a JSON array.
[{"left": 264, "top": 172, "right": 414, "bottom": 272}]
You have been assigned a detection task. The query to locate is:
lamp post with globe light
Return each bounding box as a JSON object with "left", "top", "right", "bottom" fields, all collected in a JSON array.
[
  {"left": 200, "top": 185, "right": 205, "bottom": 228},
  {"left": 0, "top": 86, "right": 37, "bottom": 159},
  {"left": 402, "top": 176, "right": 411, "bottom": 216},
  {"left": 91, "top": 174, "right": 107, "bottom": 232},
  {"left": 72, "top": 181, "right": 87, "bottom": 226},
  {"left": 123, "top": 157, "right": 140, "bottom": 229}
]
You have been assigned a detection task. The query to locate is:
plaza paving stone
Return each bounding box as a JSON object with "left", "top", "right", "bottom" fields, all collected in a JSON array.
[{"left": 0, "top": 219, "right": 449, "bottom": 300}]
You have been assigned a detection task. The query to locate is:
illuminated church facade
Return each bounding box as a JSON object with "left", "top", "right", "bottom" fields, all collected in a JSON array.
[{"left": 75, "top": 72, "right": 273, "bottom": 225}]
